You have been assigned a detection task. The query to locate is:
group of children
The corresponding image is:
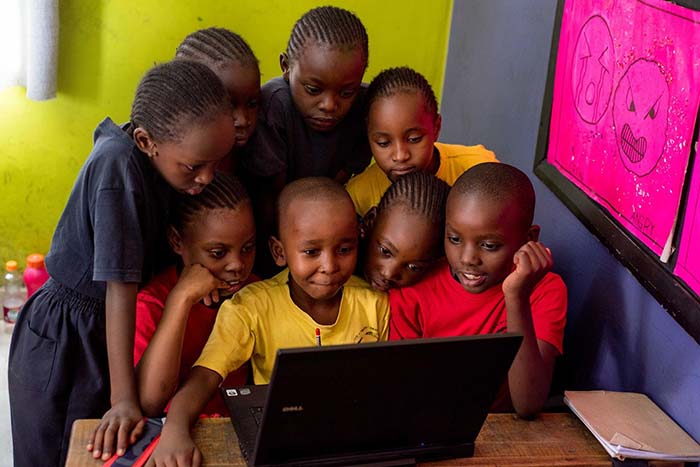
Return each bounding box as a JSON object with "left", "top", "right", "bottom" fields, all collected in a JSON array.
[{"left": 6, "top": 6, "right": 567, "bottom": 467}]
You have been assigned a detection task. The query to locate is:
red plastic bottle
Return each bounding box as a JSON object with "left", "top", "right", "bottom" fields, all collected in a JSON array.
[{"left": 24, "top": 253, "right": 49, "bottom": 298}]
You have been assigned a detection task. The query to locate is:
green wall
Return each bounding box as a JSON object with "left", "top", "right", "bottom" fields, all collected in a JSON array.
[{"left": 0, "top": 0, "right": 452, "bottom": 265}]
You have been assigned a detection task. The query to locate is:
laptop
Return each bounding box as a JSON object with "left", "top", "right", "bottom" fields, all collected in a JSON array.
[{"left": 221, "top": 333, "right": 522, "bottom": 467}]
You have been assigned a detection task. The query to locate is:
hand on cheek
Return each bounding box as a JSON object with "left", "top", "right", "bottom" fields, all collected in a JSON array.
[{"left": 502, "top": 241, "right": 553, "bottom": 298}]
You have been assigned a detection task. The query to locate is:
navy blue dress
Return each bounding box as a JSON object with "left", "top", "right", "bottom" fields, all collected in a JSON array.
[{"left": 8, "top": 118, "right": 173, "bottom": 467}]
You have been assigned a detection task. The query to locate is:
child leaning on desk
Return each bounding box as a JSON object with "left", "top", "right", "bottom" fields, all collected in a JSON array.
[
  {"left": 389, "top": 163, "right": 567, "bottom": 419},
  {"left": 145, "top": 177, "right": 390, "bottom": 467}
]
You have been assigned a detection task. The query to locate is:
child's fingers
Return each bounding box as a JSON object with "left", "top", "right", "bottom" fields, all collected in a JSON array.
[
  {"left": 192, "top": 447, "right": 203, "bottom": 467},
  {"left": 87, "top": 424, "right": 104, "bottom": 456},
  {"left": 130, "top": 417, "right": 146, "bottom": 444},
  {"left": 211, "top": 288, "right": 220, "bottom": 303},
  {"left": 116, "top": 421, "right": 133, "bottom": 457},
  {"left": 100, "top": 423, "right": 117, "bottom": 460}
]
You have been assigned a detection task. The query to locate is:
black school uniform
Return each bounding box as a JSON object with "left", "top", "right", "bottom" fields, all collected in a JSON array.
[
  {"left": 8, "top": 118, "right": 173, "bottom": 467},
  {"left": 241, "top": 76, "right": 372, "bottom": 181}
]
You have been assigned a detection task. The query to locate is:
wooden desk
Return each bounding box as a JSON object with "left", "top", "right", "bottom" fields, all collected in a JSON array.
[{"left": 64, "top": 413, "right": 683, "bottom": 467}]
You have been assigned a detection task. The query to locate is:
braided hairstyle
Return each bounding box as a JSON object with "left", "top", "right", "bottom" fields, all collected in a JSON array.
[
  {"left": 286, "top": 6, "right": 368, "bottom": 68},
  {"left": 170, "top": 171, "right": 251, "bottom": 234},
  {"left": 377, "top": 171, "right": 450, "bottom": 227},
  {"left": 366, "top": 66, "right": 438, "bottom": 121},
  {"left": 130, "top": 60, "right": 230, "bottom": 143},
  {"left": 175, "top": 27, "right": 258, "bottom": 67}
]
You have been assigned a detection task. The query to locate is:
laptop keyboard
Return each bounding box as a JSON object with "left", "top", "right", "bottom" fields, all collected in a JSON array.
[{"left": 250, "top": 406, "right": 264, "bottom": 426}]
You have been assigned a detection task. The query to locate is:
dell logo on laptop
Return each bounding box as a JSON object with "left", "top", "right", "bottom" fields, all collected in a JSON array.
[{"left": 282, "top": 405, "right": 304, "bottom": 412}]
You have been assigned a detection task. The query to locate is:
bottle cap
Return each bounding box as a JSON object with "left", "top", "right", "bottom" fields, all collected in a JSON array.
[
  {"left": 6, "top": 260, "right": 18, "bottom": 272},
  {"left": 26, "top": 253, "right": 45, "bottom": 268}
]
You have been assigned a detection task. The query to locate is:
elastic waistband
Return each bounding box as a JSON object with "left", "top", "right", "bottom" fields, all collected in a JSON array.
[{"left": 43, "top": 278, "right": 105, "bottom": 314}]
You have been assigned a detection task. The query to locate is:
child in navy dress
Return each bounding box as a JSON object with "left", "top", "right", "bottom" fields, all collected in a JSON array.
[{"left": 8, "top": 60, "right": 236, "bottom": 467}]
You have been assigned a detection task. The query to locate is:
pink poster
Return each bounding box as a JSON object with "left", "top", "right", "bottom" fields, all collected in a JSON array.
[
  {"left": 676, "top": 158, "right": 700, "bottom": 294},
  {"left": 547, "top": 0, "right": 700, "bottom": 255}
]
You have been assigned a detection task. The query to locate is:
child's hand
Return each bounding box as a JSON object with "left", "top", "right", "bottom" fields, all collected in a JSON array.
[
  {"left": 502, "top": 241, "right": 553, "bottom": 299},
  {"left": 171, "top": 264, "right": 228, "bottom": 307},
  {"left": 87, "top": 399, "right": 144, "bottom": 460},
  {"left": 145, "top": 426, "right": 201, "bottom": 467}
]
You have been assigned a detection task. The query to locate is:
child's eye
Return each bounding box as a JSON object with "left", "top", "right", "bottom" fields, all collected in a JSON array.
[
  {"left": 378, "top": 245, "right": 392, "bottom": 257},
  {"left": 209, "top": 249, "right": 226, "bottom": 259},
  {"left": 406, "top": 263, "right": 423, "bottom": 273},
  {"left": 481, "top": 242, "right": 500, "bottom": 251},
  {"left": 374, "top": 140, "right": 390, "bottom": 148},
  {"left": 340, "top": 88, "right": 357, "bottom": 98},
  {"left": 183, "top": 164, "right": 195, "bottom": 172},
  {"left": 407, "top": 135, "right": 424, "bottom": 144},
  {"left": 303, "top": 249, "right": 319, "bottom": 256},
  {"left": 242, "top": 242, "right": 256, "bottom": 254},
  {"left": 247, "top": 99, "right": 259, "bottom": 109},
  {"left": 447, "top": 235, "right": 461, "bottom": 245},
  {"left": 304, "top": 85, "right": 321, "bottom": 95},
  {"left": 338, "top": 245, "right": 355, "bottom": 255}
]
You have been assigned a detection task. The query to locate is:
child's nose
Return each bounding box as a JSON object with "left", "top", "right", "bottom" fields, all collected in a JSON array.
[
  {"left": 225, "top": 255, "right": 245, "bottom": 274},
  {"left": 233, "top": 108, "right": 251, "bottom": 128},
  {"left": 320, "top": 253, "right": 340, "bottom": 274},
  {"left": 194, "top": 166, "right": 216, "bottom": 186},
  {"left": 318, "top": 93, "right": 339, "bottom": 113},
  {"left": 380, "top": 263, "right": 401, "bottom": 282},
  {"left": 462, "top": 245, "right": 482, "bottom": 266},
  {"left": 392, "top": 143, "right": 410, "bottom": 162}
]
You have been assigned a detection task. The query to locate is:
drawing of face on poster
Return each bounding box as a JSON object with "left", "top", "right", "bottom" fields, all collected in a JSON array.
[
  {"left": 613, "top": 59, "right": 669, "bottom": 177},
  {"left": 572, "top": 15, "right": 614, "bottom": 124}
]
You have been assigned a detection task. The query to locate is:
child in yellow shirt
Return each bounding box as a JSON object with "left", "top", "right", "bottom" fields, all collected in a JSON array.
[
  {"left": 346, "top": 66, "right": 497, "bottom": 216},
  {"left": 148, "top": 177, "right": 389, "bottom": 465}
]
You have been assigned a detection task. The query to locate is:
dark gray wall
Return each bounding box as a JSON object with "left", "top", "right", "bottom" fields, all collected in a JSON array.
[{"left": 440, "top": 0, "right": 700, "bottom": 437}]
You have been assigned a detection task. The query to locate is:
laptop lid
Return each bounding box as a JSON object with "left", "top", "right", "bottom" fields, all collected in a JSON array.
[{"left": 225, "top": 333, "right": 522, "bottom": 467}]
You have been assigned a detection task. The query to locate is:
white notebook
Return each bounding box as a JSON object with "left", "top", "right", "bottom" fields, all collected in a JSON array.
[{"left": 564, "top": 390, "right": 700, "bottom": 462}]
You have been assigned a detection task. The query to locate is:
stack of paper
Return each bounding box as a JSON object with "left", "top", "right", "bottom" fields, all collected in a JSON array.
[{"left": 564, "top": 390, "right": 700, "bottom": 462}]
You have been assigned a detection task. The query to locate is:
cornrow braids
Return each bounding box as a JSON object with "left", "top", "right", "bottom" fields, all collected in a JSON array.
[
  {"left": 170, "top": 171, "right": 251, "bottom": 233},
  {"left": 176, "top": 27, "right": 258, "bottom": 67},
  {"left": 377, "top": 171, "right": 450, "bottom": 226},
  {"left": 130, "top": 60, "right": 230, "bottom": 143},
  {"left": 366, "top": 66, "right": 438, "bottom": 121},
  {"left": 286, "top": 6, "right": 368, "bottom": 67}
]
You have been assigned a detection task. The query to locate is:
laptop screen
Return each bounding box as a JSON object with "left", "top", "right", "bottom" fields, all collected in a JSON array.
[{"left": 225, "top": 333, "right": 522, "bottom": 466}]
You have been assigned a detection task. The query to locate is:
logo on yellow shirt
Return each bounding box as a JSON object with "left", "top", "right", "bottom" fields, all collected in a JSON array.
[{"left": 354, "top": 326, "right": 379, "bottom": 343}]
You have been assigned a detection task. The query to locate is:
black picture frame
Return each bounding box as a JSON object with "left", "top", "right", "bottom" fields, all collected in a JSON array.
[{"left": 534, "top": 0, "right": 700, "bottom": 343}]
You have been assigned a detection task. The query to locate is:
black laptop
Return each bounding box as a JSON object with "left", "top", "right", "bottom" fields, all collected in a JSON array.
[{"left": 221, "top": 333, "right": 522, "bottom": 467}]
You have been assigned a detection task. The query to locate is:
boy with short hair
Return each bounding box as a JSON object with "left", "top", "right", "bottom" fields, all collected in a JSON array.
[
  {"left": 149, "top": 177, "right": 389, "bottom": 465},
  {"left": 389, "top": 162, "right": 567, "bottom": 418}
]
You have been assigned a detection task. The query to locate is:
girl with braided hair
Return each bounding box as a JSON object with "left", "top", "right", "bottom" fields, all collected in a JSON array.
[
  {"left": 346, "top": 66, "right": 499, "bottom": 217},
  {"left": 176, "top": 27, "right": 260, "bottom": 172},
  {"left": 134, "top": 172, "right": 258, "bottom": 418},
  {"left": 8, "top": 60, "right": 236, "bottom": 466},
  {"left": 361, "top": 171, "right": 450, "bottom": 292}
]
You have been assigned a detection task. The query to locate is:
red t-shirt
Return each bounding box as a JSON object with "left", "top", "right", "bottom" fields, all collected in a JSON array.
[
  {"left": 389, "top": 259, "right": 566, "bottom": 353},
  {"left": 389, "top": 259, "right": 567, "bottom": 411},
  {"left": 134, "top": 266, "right": 259, "bottom": 416}
]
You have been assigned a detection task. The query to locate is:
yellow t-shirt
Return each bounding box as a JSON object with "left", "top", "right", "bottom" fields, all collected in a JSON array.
[
  {"left": 194, "top": 269, "right": 390, "bottom": 384},
  {"left": 345, "top": 142, "right": 498, "bottom": 216}
]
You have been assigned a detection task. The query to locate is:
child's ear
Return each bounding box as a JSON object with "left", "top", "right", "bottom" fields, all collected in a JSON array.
[
  {"left": 280, "top": 53, "right": 290, "bottom": 81},
  {"left": 360, "top": 207, "right": 378, "bottom": 239},
  {"left": 133, "top": 127, "right": 157, "bottom": 157},
  {"left": 433, "top": 113, "right": 442, "bottom": 141},
  {"left": 167, "top": 226, "right": 184, "bottom": 255},
  {"left": 527, "top": 225, "right": 541, "bottom": 242},
  {"left": 269, "top": 236, "right": 287, "bottom": 267}
]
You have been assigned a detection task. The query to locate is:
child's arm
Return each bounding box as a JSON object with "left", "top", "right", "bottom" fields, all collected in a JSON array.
[
  {"left": 144, "top": 366, "right": 223, "bottom": 467},
  {"left": 501, "top": 241, "right": 558, "bottom": 419},
  {"left": 88, "top": 281, "right": 144, "bottom": 460},
  {"left": 136, "top": 265, "right": 226, "bottom": 416}
]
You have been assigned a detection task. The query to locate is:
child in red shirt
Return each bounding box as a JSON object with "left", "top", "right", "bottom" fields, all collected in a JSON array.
[
  {"left": 134, "top": 173, "right": 258, "bottom": 417},
  {"left": 390, "top": 162, "right": 567, "bottom": 418}
]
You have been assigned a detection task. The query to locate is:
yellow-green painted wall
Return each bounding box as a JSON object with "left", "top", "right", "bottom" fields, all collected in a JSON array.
[{"left": 0, "top": 0, "right": 452, "bottom": 265}]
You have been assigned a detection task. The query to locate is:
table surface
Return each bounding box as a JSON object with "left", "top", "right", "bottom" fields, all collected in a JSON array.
[{"left": 64, "top": 413, "right": 684, "bottom": 467}]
